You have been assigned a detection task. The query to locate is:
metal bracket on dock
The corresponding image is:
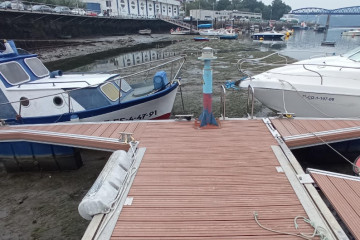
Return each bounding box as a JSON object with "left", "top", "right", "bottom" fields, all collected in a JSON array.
[
  {"left": 297, "top": 174, "right": 314, "bottom": 184},
  {"left": 119, "top": 132, "right": 135, "bottom": 144},
  {"left": 175, "top": 114, "right": 193, "bottom": 121},
  {"left": 277, "top": 112, "right": 296, "bottom": 119}
]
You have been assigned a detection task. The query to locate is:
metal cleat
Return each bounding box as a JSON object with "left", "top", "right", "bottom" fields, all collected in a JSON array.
[
  {"left": 277, "top": 112, "right": 295, "bottom": 119},
  {"left": 119, "top": 132, "right": 135, "bottom": 143}
]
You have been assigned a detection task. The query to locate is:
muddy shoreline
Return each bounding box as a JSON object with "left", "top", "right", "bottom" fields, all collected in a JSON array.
[{"left": 29, "top": 34, "right": 172, "bottom": 69}]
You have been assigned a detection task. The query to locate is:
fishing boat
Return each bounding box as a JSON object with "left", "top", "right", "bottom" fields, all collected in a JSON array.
[
  {"left": 251, "top": 31, "right": 284, "bottom": 41},
  {"left": 0, "top": 40, "right": 185, "bottom": 125},
  {"left": 170, "top": 28, "right": 190, "bottom": 35},
  {"left": 138, "top": 29, "right": 151, "bottom": 35},
  {"left": 237, "top": 47, "right": 360, "bottom": 118},
  {"left": 193, "top": 37, "right": 209, "bottom": 41}
]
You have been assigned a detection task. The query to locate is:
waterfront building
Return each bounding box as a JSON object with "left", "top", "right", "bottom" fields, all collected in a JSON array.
[
  {"left": 83, "top": 0, "right": 181, "bottom": 18},
  {"left": 189, "top": 9, "right": 262, "bottom": 21}
]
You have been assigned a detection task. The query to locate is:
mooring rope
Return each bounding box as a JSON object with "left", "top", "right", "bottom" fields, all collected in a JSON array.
[{"left": 254, "top": 212, "right": 329, "bottom": 240}]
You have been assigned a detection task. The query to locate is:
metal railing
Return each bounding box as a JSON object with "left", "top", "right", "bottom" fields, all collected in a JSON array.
[
  {"left": 220, "top": 85, "right": 226, "bottom": 120},
  {"left": 237, "top": 52, "right": 360, "bottom": 86},
  {"left": 247, "top": 85, "right": 255, "bottom": 119}
]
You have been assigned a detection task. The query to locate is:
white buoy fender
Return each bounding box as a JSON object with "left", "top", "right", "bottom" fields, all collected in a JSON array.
[{"left": 78, "top": 150, "right": 134, "bottom": 220}]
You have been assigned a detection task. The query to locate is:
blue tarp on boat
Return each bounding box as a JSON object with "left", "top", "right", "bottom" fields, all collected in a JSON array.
[{"left": 198, "top": 24, "right": 212, "bottom": 29}]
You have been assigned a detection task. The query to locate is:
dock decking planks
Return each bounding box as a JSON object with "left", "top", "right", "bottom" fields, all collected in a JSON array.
[{"left": 111, "top": 120, "right": 315, "bottom": 239}]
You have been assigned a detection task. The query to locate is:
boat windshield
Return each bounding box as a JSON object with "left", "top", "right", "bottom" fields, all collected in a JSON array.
[
  {"left": 342, "top": 47, "right": 360, "bottom": 62},
  {"left": 0, "top": 61, "right": 30, "bottom": 85},
  {"left": 24, "top": 57, "right": 49, "bottom": 77}
]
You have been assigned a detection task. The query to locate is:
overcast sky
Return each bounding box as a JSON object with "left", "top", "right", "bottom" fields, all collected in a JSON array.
[{"left": 259, "top": 0, "right": 360, "bottom": 10}]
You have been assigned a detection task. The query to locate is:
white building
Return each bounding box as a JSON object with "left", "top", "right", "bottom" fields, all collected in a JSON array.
[
  {"left": 85, "top": 0, "right": 181, "bottom": 17},
  {"left": 190, "top": 9, "right": 262, "bottom": 21}
]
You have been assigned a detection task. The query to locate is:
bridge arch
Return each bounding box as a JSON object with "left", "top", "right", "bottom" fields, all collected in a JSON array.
[{"left": 291, "top": 6, "right": 360, "bottom": 15}]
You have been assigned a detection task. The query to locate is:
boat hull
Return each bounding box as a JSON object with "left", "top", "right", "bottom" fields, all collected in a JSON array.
[
  {"left": 5, "top": 83, "right": 179, "bottom": 124},
  {"left": 245, "top": 86, "right": 360, "bottom": 118},
  {"left": 251, "top": 33, "right": 284, "bottom": 40}
]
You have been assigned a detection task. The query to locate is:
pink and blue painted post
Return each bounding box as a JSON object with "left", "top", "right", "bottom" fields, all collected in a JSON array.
[{"left": 198, "top": 47, "right": 218, "bottom": 127}]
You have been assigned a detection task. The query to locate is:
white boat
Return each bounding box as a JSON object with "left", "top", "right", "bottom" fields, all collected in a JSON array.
[
  {"left": 170, "top": 28, "right": 190, "bottom": 35},
  {"left": 0, "top": 40, "right": 185, "bottom": 124},
  {"left": 238, "top": 47, "right": 360, "bottom": 118},
  {"left": 138, "top": 29, "right": 151, "bottom": 35},
  {"left": 219, "top": 28, "right": 238, "bottom": 40},
  {"left": 342, "top": 29, "right": 360, "bottom": 36},
  {"left": 199, "top": 29, "right": 222, "bottom": 36}
]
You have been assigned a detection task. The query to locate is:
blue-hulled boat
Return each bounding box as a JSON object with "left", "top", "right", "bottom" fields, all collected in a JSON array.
[
  {"left": 0, "top": 40, "right": 185, "bottom": 125},
  {"left": 251, "top": 31, "right": 284, "bottom": 41}
]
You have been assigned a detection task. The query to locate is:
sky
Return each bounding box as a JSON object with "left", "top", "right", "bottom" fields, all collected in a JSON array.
[{"left": 259, "top": 0, "right": 360, "bottom": 10}]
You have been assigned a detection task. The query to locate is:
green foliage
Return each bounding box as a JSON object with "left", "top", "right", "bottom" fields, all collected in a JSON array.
[{"left": 184, "top": 0, "right": 291, "bottom": 20}]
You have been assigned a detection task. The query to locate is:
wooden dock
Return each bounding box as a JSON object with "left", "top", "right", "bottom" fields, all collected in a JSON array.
[
  {"left": 2, "top": 118, "right": 360, "bottom": 239},
  {"left": 309, "top": 169, "right": 360, "bottom": 240}
]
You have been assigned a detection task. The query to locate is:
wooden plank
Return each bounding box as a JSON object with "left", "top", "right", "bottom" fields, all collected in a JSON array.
[{"left": 312, "top": 173, "right": 360, "bottom": 239}]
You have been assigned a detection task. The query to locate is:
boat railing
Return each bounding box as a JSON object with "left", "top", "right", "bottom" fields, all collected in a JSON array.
[
  {"left": 0, "top": 55, "right": 186, "bottom": 119},
  {"left": 220, "top": 85, "right": 226, "bottom": 120},
  {"left": 17, "top": 80, "right": 91, "bottom": 88},
  {"left": 237, "top": 52, "right": 289, "bottom": 78},
  {"left": 238, "top": 52, "right": 360, "bottom": 86}
]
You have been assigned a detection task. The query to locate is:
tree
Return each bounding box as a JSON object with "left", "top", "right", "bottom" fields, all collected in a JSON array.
[
  {"left": 271, "top": 0, "right": 291, "bottom": 20},
  {"left": 217, "top": 0, "right": 231, "bottom": 11}
]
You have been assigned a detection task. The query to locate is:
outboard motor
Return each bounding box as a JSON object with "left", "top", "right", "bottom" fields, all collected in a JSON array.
[{"left": 153, "top": 71, "right": 169, "bottom": 91}]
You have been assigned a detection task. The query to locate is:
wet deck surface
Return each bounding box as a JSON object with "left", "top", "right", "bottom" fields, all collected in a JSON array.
[
  {"left": 271, "top": 118, "right": 360, "bottom": 148},
  {"left": 110, "top": 120, "right": 314, "bottom": 239},
  {"left": 309, "top": 169, "right": 360, "bottom": 240}
]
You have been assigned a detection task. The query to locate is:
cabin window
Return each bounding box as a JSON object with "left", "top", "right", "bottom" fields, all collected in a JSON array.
[
  {"left": 148, "top": 4, "right": 152, "bottom": 11},
  {"left": 0, "top": 61, "right": 30, "bottom": 85},
  {"left": 24, "top": 57, "right": 49, "bottom": 77},
  {"left": 100, "top": 82, "right": 120, "bottom": 101},
  {"left": 131, "top": 1, "right": 135, "bottom": 9},
  {"left": 114, "top": 79, "right": 131, "bottom": 92}
]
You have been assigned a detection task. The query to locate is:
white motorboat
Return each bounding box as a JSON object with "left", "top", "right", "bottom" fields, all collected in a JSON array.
[
  {"left": 199, "top": 29, "right": 222, "bottom": 36},
  {"left": 238, "top": 47, "right": 360, "bottom": 118},
  {"left": 170, "top": 28, "right": 190, "bottom": 35},
  {"left": 342, "top": 29, "right": 360, "bottom": 36}
]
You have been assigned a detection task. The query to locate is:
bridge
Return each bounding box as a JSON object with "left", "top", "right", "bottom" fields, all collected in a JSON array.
[{"left": 291, "top": 6, "right": 360, "bottom": 15}]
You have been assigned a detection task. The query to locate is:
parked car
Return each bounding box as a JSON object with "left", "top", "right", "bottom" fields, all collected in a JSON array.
[
  {"left": 85, "top": 10, "right": 98, "bottom": 16},
  {"left": 0, "top": 1, "right": 24, "bottom": 10},
  {"left": 71, "top": 8, "right": 86, "bottom": 15},
  {"left": 53, "top": 6, "right": 71, "bottom": 14},
  {"left": 31, "top": 5, "right": 52, "bottom": 13}
]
